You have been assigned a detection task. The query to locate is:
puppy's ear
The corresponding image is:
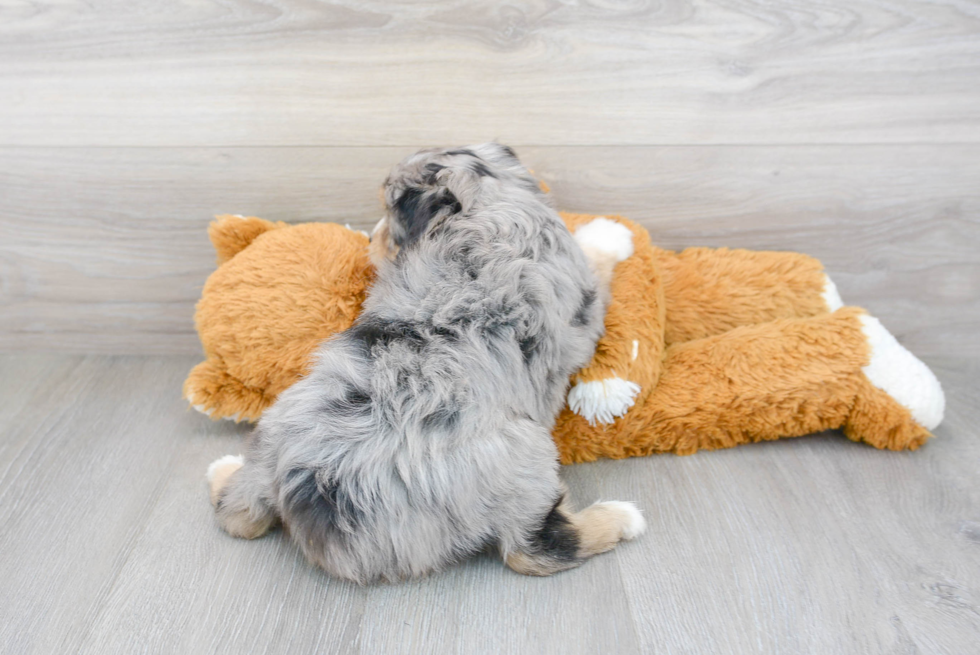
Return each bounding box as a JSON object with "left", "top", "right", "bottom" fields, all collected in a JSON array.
[{"left": 391, "top": 186, "right": 461, "bottom": 248}]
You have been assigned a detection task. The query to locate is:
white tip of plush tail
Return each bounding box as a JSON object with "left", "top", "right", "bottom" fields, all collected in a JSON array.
[{"left": 859, "top": 315, "right": 945, "bottom": 430}]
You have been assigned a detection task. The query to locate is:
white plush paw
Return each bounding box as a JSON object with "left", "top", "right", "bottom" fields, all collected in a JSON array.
[
  {"left": 574, "top": 217, "right": 634, "bottom": 262},
  {"left": 206, "top": 454, "right": 243, "bottom": 483},
  {"left": 822, "top": 273, "right": 844, "bottom": 311},
  {"left": 567, "top": 377, "right": 641, "bottom": 425},
  {"left": 185, "top": 385, "right": 211, "bottom": 415},
  {"left": 860, "top": 315, "right": 945, "bottom": 430},
  {"left": 597, "top": 501, "right": 647, "bottom": 540},
  {"left": 190, "top": 401, "right": 213, "bottom": 417}
]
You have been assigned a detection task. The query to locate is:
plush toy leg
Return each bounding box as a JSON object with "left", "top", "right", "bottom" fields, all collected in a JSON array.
[
  {"left": 658, "top": 247, "right": 841, "bottom": 345},
  {"left": 552, "top": 308, "right": 943, "bottom": 462},
  {"left": 568, "top": 217, "right": 649, "bottom": 425},
  {"left": 183, "top": 358, "right": 272, "bottom": 423}
]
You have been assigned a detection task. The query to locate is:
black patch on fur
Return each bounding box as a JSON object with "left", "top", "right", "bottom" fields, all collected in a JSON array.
[
  {"left": 392, "top": 187, "right": 461, "bottom": 247},
  {"left": 498, "top": 144, "right": 518, "bottom": 160},
  {"left": 571, "top": 288, "right": 597, "bottom": 327},
  {"left": 445, "top": 148, "right": 476, "bottom": 157},
  {"left": 528, "top": 497, "right": 580, "bottom": 561},
  {"left": 431, "top": 326, "right": 459, "bottom": 342},
  {"left": 421, "top": 405, "right": 460, "bottom": 432},
  {"left": 349, "top": 317, "right": 425, "bottom": 355},
  {"left": 392, "top": 187, "right": 429, "bottom": 246},
  {"left": 438, "top": 189, "right": 463, "bottom": 215},
  {"left": 519, "top": 334, "right": 539, "bottom": 366},
  {"left": 349, "top": 317, "right": 463, "bottom": 356},
  {"left": 321, "top": 383, "right": 372, "bottom": 415},
  {"left": 423, "top": 162, "right": 445, "bottom": 184},
  {"left": 282, "top": 469, "right": 363, "bottom": 535},
  {"left": 470, "top": 161, "right": 497, "bottom": 178}
]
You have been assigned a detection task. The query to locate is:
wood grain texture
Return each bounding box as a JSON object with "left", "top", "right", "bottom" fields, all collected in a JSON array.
[
  {"left": 0, "top": 355, "right": 196, "bottom": 653},
  {"left": 1, "top": 145, "right": 977, "bottom": 357},
  {"left": 0, "top": 355, "right": 977, "bottom": 653},
  {"left": 1, "top": 0, "right": 979, "bottom": 146}
]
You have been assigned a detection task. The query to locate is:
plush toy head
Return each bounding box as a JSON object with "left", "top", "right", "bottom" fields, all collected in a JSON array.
[
  {"left": 184, "top": 213, "right": 664, "bottom": 434},
  {"left": 184, "top": 216, "right": 375, "bottom": 421}
]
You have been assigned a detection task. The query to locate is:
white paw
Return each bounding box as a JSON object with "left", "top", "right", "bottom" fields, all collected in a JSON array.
[
  {"left": 206, "top": 454, "right": 243, "bottom": 483},
  {"left": 574, "top": 217, "right": 634, "bottom": 262},
  {"left": 596, "top": 501, "right": 647, "bottom": 540},
  {"left": 191, "top": 402, "right": 214, "bottom": 417},
  {"left": 860, "top": 315, "right": 945, "bottom": 430},
  {"left": 567, "top": 377, "right": 641, "bottom": 425},
  {"left": 822, "top": 274, "right": 844, "bottom": 311}
]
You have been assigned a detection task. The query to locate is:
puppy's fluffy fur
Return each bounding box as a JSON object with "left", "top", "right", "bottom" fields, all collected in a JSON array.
[{"left": 209, "top": 144, "right": 644, "bottom": 583}]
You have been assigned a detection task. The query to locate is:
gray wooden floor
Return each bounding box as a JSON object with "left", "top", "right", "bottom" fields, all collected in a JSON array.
[
  {"left": 1, "top": 354, "right": 978, "bottom": 653},
  {"left": 2, "top": 0, "right": 979, "bottom": 653}
]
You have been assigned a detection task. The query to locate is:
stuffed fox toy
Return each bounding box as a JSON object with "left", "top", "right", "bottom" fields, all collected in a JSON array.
[{"left": 185, "top": 213, "right": 945, "bottom": 464}]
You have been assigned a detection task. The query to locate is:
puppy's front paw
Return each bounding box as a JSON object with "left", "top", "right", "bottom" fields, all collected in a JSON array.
[
  {"left": 574, "top": 217, "right": 634, "bottom": 262},
  {"left": 206, "top": 454, "right": 243, "bottom": 507},
  {"left": 567, "top": 377, "right": 641, "bottom": 425}
]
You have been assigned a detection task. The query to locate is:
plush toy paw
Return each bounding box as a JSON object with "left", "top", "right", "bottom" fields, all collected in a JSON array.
[
  {"left": 206, "top": 454, "right": 243, "bottom": 507},
  {"left": 568, "top": 377, "right": 641, "bottom": 426},
  {"left": 184, "top": 359, "right": 260, "bottom": 423},
  {"left": 574, "top": 217, "right": 635, "bottom": 262},
  {"left": 859, "top": 314, "right": 945, "bottom": 430}
]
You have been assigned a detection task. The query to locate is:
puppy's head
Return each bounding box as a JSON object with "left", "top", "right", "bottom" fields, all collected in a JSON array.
[{"left": 369, "top": 144, "right": 539, "bottom": 266}]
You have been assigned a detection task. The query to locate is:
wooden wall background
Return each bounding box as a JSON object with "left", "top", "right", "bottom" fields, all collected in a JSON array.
[{"left": 1, "top": 0, "right": 978, "bottom": 358}]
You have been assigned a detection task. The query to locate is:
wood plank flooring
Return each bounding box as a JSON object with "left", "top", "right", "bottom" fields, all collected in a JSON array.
[{"left": 0, "top": 354, "right": 977, "bottom": 654}]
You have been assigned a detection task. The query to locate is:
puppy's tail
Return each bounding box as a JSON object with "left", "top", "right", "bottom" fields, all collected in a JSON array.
[{"left": 505, "top": 495, "right": 646, "bottom": 576}]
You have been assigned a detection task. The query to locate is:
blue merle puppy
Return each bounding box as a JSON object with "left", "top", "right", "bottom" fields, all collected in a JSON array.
[{"left": 206, "top": 144, "right": 645, "bottom": 583}]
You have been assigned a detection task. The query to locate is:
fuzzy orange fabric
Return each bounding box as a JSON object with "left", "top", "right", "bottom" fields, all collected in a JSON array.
[
  {"left": 185, "top": 218, "right": 374, "bottom": 421},
  {"left": 657, "top": 246, "right": 832, "bottom": 345},
  {"left": 185, "top": 213, "right": 935, "bottom": 462},
  {"left": 552, "top": 308, "right": 929, "bottom": 462}
]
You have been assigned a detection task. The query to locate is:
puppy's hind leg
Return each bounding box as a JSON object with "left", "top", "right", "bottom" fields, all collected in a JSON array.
[
  {"left": 505, "top": 494, "right": 646, "bottom": 576},
  {"left": 206, "top": 454, "right": 279, "bottom": 539}
]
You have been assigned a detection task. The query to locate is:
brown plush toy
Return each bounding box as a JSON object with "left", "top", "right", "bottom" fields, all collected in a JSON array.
[{"left": 185, "top": 213, "right": 945, "bottom": 464}]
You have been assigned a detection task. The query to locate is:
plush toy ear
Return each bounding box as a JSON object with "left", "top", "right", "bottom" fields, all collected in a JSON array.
[{"left": 209, "top": 215, "right": 286, "bottom": 265}]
